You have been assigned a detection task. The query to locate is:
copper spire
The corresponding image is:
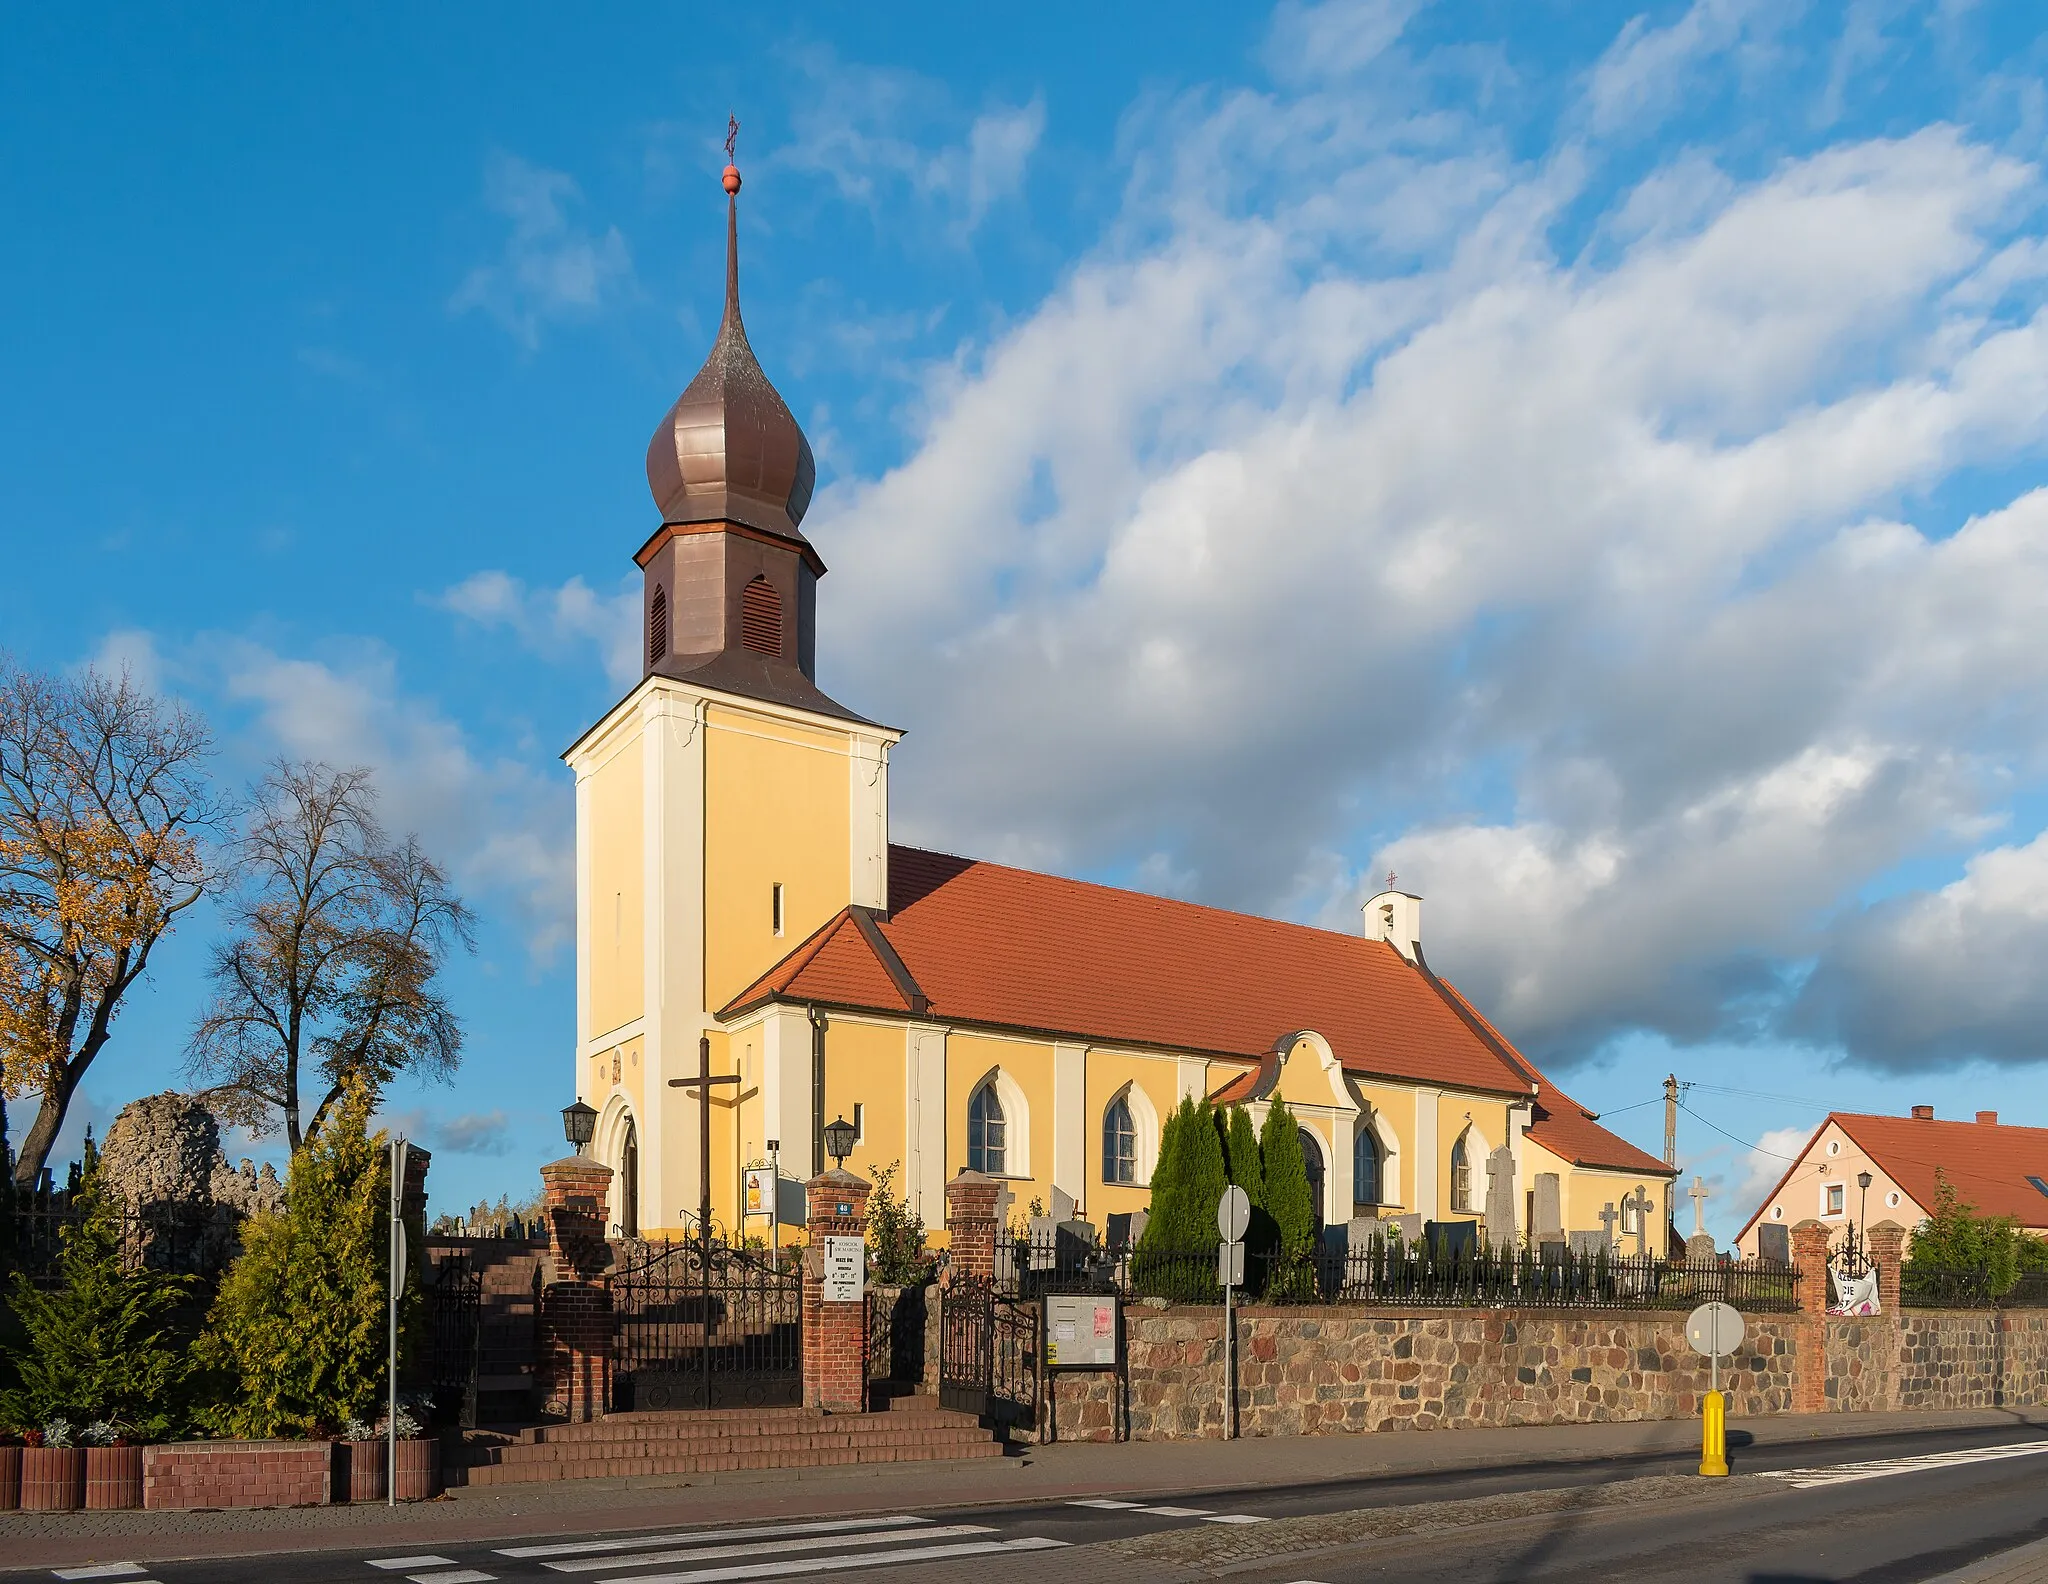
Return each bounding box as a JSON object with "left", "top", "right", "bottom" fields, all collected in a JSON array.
[{"left": 644, "top": 125, "right": 816, "bottom": 543}]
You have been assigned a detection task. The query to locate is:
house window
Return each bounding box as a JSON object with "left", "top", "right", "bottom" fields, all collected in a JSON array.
[
  {"left": 741, "top": 576, "right": 782, "bottom": 656},
  {"left": 648, "top": 585, "right": 668, "bottom": 667},
  {"left": 1826, "top": 1184, "right": 1845, "bottom": 1216},
  {"left": 1103, "top": 1095, "right": 1137, "bottom": 1184},
  {"left": 1449, "top": 1132, "right": 1472, "bottom": 1214},
  {"left": 968, "top": 1083, "right": 1006, "bottom": 1176},
  {"left": 772, "top": 883, "right": 785, "bottom": 936},
  {"left": 1354, "top": 1127, "right": 1381, "bottom": 1208}
]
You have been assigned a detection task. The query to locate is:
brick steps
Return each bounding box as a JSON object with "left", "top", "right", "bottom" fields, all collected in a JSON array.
[{"left": 453, "top": 1399, "right": 1004, "bottom": 1486}]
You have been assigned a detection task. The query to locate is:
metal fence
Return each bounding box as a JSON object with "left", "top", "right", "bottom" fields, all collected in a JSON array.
[
  {"left": 1006, "top": 1230, "right": 1801, "bottom": 1313},
  {"left": 1902, "top": 1267, "right": 2048, "bottom": 1309},
  {"left": 0, "top": 1204, "right": 223, "bottom": 1286}
]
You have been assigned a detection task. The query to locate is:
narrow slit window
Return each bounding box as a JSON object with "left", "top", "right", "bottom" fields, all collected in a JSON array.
[
  {"left": 853, "top": 1103, "right": 864, "bottom": 1143},
  {"left": 740, "top": 576, "right": 782, "bottom": 656},
  {"left": 772, "top": 882, "right": 785, "bottom": 936},
  {"left": 648, "top": 585, "right": 668, "bottom": 667}
]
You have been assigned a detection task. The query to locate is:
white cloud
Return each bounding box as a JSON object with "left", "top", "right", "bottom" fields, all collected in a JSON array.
[
  {"left": 779, "top": 52, "right": 1044, "bottom": 239},
  {"left": 451, "top": 153, "right": 633, "bottom": 349},
  {"left": 439, "top": 570, "right": 640, "bottom": 689},
  {"left": 793, "top": 36, "right": 2048, "bottom": 1076},
  {"left": 1584, "top": 0, "right": 1782, "bottom": 134},
  {"left": 1732, "top": 1124, "right": 1820, "bottom": 1220}
]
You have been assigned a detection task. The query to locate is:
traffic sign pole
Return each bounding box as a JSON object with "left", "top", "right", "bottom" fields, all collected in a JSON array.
[
  {"left": 1686, "top": 1301, "right": 1742, "bottom": 1478},
  {"left": 1217, "top": 1187, "right": 1250, "bottom": 1442}
]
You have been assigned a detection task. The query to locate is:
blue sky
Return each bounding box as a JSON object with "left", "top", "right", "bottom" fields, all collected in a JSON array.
[{"left": 7, "top": 2, "right": 2048, "bottom": 1240}]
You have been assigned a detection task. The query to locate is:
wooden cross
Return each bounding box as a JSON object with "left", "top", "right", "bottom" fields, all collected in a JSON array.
[
  {"left": 669, "top": 1035, "right": 742, "bottom": 1245},
  {"left": 1598, "top": 1201, "right": 1619, "bottom": 1248},
  {"left": 1690, "top": 1175, "right": 1709, "bottom": 1237},
  {"left": 1626, "top": 1184, "right": 1656, "bottom": 1256}
]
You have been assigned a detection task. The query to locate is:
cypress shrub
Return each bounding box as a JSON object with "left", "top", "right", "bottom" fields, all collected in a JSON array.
[
  {"left": 194, "top": 1080, "right": 415, "bottom": 1437},
  {"left": 1259, "top": 1099, "right": 1316, "bottom": 1296},
  {"left": 1135, "top": 1097, "right": 1227, "bottom": 1301}
]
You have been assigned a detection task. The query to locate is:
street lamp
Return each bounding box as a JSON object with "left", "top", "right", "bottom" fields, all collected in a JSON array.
[
  {"left": 823, "top": 1115, "right": 857, "bottom": 1169},
  {"left": 562, "top": 1100, "right": 598, "bottom": 1156},
  {"left": 1858, "top": 1170, "right": 1873, "bottom": 1232}
]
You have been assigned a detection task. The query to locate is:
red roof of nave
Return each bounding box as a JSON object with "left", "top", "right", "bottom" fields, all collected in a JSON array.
[{"left": 724, "top": 845, "right": 1668, "bottom": 1175}]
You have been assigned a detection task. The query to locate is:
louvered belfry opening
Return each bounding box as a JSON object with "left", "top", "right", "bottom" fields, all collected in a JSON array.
[
  {"left": 648, "top": 585, "right": 669, "bottom": 668},
  {"left": 740, "top": 575, "right": 781, "bottom": 657}
]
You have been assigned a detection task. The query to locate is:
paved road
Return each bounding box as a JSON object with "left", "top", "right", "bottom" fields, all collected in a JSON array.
[{"left": 22, "top": 1422, "right": 2048, "bottom": 1584}]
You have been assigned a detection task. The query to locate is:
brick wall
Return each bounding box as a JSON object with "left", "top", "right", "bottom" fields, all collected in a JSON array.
[{"left": 143, "top": 1441, "right": 332, "bottom": 1509}]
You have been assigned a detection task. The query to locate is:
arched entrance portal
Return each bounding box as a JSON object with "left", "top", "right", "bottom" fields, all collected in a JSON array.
[
  {"left": 1298, "top": 1127, "right": 1325, "bottom": 1226},
  {"left": 620, "top": 1117, "right": 640, "bottom": 1239}
]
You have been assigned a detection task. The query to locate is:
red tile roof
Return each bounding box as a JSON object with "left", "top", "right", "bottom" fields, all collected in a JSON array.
[
  {"left": 723, "top": 847, "right": 1648, "bottom": 1139},
  {"left": 1736, "top": 1112, "right": 2048, "bottom": 1237}
]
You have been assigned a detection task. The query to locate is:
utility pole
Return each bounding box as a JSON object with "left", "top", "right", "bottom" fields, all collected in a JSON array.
[{"left": 1663, "top": 1074, "right": 1680, "bottom": 1255}]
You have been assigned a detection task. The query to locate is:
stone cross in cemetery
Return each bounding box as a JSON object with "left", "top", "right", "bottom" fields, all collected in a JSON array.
[
  {"left": 1625, "top": 1184, "right": 1656, "bottom": 1257},
  {"left": 1598, "top": 1200, "right": 1620, "bottom": 1251},
  {"left": 1685, "top": 1175, "right": 1717, "bottom": 1261},
  {"left": 1484, "top": 1145, "right": 1517, "bottom": 1248}
]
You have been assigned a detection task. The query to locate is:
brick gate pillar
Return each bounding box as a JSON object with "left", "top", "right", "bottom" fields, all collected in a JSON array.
[
  {"left": 944, "top": 1170, "right": 1000, "bottom": 1282},
  {"left": 539, "top": 1156, "right": 615, "bottom": 1423},
  {"left": 1792, "top": 1218, "right": 1832, "bottom": 1413},
  {"left": 1869, "top": 1220, "right": 1906, "bottom": 1315},
  {"left": 804, "top": 1169, "right": 872, "bottom": 1414}
]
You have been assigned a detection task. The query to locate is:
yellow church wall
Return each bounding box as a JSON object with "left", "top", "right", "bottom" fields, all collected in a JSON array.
[
  {"left": 823, "top": 1016, "right": 910, "bottom": 1185},
  {"left": 947, "top": 1030, "right": 1057, "bottom": 1218},
  {"left": 703, "top": 705, "right": 854, "bottom": 1015},
  {"left": 1350, "top": 1080, "right": 1417, "bottom": 1213},
  {"left": 1437, "top": 1094, "right": 1513, "bottom": 1224},
  {"left": 1083, "top": 1049, "right": 1185, "bottom": 1220},
  {"left": 586, "top": 733, "right": 644, "bottom": 1040}
]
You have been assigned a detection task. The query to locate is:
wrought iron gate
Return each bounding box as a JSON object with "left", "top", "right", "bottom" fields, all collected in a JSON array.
[
  {"left": 612, "top": 1240, "right": 802, "bottom": 1411},
  {"left": 938, "top": 1273, "right": 1038, "bottom": 1430},
  {"left": 426, "top": 1256, "right": 484, "bottom": 1428}
]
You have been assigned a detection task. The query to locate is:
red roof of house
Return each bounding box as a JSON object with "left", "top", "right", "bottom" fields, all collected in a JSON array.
[
  {"left": 725, "top": 845, "right": 1671, "bottom": 1162},
  {"left": 1737, "top": 1112, "right": 2048, "bottom": 1240}
]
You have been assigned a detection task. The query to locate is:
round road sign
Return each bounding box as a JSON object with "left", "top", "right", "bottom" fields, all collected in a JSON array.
[
  {"left": 1685, "top": 1301, "right": 1745, "bottom": 1358},
  {"left": 1217, "top": 1184, "right": 1251, "bottom": 1243}
]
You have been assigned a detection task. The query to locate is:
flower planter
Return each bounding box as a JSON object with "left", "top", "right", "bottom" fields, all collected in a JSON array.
[
  {"left": 21, "top": 1446, "right": 84, "bottom": 1511},
  {"left": 393, "top": 1437, "right": 439, "bottom": 1502},
  {"left": 345, "top": 1439, "right": 386, "bottom": 1503},
  {"left": 84, "top": 1445, "right": 144, "bottom": 1510},
  {"left": 0, "top": 1445, "right": 19, "bottom": 1511}
]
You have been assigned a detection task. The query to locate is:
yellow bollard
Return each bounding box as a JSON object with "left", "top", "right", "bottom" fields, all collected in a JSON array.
[{"left": 1699, "top": 1389, "right": 1729, "bottom": 1477}]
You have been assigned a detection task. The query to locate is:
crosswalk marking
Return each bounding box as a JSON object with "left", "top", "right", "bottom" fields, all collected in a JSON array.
[
  {"left": 545, "top": 1525, "right": 991, "bottom": 1574},
  {"left": 1758, "top": 1440, "right": 2048, "bottom": 1489},
  {"left": 594, "top": 1537, "right": 1067, "bottom": 1584},
  {"left": 369, "top": 1562, "right": 459, "bottom": 1573},
  {"left": 53, "top": 1569, "right": 146, "bottom": 1581},
  {"left": 501, "top": 1518, "right": 928, "bottom": 1561},
  {"left": 410, "top": 1574, "right": 494, "bottom": 1584},
  {"left": 1066, "top": 1499, "right": 1142, "bottom": 1509},
  {"left": 1137, "top": 1505, "right": 1212, "bottom": 1517},
  {"left": 1201, "top": 1514, "right": 1269, "bottom": 1524}
]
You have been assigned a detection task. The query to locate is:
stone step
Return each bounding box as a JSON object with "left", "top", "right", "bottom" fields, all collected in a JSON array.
[
  {"left": 488, "top": 1425, "right": 997, "bottom": 1461},
  {"left": 456, "top": 1436, "right": 1005, "bottom": 1486},
  {"left": 520, "top": 1408, "right": 976, "bottom": 1445}
]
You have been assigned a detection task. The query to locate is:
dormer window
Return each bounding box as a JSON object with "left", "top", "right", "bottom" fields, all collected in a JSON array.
[
  {"left": 648, "top": 585, "right": 669, "bottom": 667},
  {"left": 741, "top": 576, "right": 781, "bottom": 656}
]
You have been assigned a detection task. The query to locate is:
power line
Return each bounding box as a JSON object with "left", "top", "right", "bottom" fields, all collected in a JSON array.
[
  {"left": 1678, "top": 1101, "right": 1808, "bottom": 1162},
  {"left": 1687, "top": 1082, "right": 1828, "bottom": 1109}
]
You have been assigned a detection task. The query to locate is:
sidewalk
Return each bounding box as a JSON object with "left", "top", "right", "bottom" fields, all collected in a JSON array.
[{"left": 2, "top": 1407, "right": 2043, "bottom": 1572}]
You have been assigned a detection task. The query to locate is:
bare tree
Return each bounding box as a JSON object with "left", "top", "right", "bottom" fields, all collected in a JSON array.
[
  {"left": 0, "top": 659, "right": 223, "bottom": 1192},
  {"left": 185, "top": 761, "right": 475, "bottom": 1151}
]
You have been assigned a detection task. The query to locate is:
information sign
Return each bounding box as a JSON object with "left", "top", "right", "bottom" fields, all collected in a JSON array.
[
  {"left": 1218, "top": 1240, "right": 1245, "bottom": 1288},
  {"left": 1044, "top": 1292, "right": 1120, "bottom": 1370},
  {"left": 822, "top": 1234, "right": 865, "bottom": 1302}
]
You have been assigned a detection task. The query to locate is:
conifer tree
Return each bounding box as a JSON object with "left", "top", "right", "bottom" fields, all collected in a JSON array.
[
  {"left": 0, "top": 1174, "right": 190, "bottom": 1437},
  {"left": 1135, "top": 1097, "right": 1228, "bottom": 1299},
  {"left": 1223, "top": 1106, "right": 1264, "bottom": 1208},
  {"left": 1259, "top": 1098, "right": 1316, "bottom": 1260},
  {"left": 195, "top": 1078, "right": 412, "bottom": 1436}
]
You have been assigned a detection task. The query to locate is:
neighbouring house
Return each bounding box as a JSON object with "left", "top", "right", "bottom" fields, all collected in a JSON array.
[
  {"left": 563, "top": 161, "right": 1673, "bottom": 1252},
  {"left": 1733, "top": 1106, "right": 2048, "bottom": 1257}
]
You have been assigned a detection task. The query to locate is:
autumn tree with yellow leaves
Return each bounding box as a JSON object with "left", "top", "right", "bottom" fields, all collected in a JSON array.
[{"left": 0, "top": 659, "right": 222, "bottom": 1192}]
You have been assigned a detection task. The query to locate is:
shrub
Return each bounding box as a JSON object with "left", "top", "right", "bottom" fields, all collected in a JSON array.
[
  {"left": 193, "top": 1079, "right": 417, "bottom": 1437},
  {"left": 0, "top": 1175, "right": 191, "bottom": 1439},
  {"left": 864, "top": 1160, "right": 934, "bottom": 1286},
  {"left": 1908, "top": 1169, "right": 2048, "bottom": 1295},
  {"left": 1134, "top": 1097, "right": 1228, "bottom": 1301},
  {"left": 1258, "top": 1098, "right": 1317, "bottom": 1295}
]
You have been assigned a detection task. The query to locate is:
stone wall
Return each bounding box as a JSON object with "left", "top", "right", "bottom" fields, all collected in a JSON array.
[
  {"left": 1897, "top": 1310, "right": 2048, "bottom": 1410},
  {"left": 1045, "top": 1305, "right": 1802, "bottom": 1443}
]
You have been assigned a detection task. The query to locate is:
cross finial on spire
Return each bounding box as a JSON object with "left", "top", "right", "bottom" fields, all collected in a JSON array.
[
  {"left": 1385, "top": 870, "right": 1398, "bottom": 890},
  {"left": 722, "top": 114, "right": 743, "bottom": 196}
]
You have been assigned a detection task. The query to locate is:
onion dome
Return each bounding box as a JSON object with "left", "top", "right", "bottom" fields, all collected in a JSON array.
[{"left": 645, "top": 161, "right": 816, "bottom": 544}]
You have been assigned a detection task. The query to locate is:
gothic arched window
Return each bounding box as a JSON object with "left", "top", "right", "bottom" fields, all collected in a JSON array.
[
  {"left": 1103, "top": 1095, "right": 1137, "bottom": 1184},
  {"left": 740, "top": 575, "right": 781, "bottom": 656},
  {"left": 968, "top": 1082, "right": 1006, "bottom": 1176},
  {"left": 648, "top": 585, "right": 669, "bottom": 667},
  {"left": 1299, "top": 1127, "right": 1326, "bottom": 1226},
  {"left": 1354, "top": 1126, "right": 1381, "bottom": 1209},
  {"left": 1450, "top": 1131, "right": 1473, "bottom": 1214}
]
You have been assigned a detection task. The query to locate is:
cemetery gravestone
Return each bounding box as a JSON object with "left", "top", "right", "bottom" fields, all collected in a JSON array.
[
  {"left": 1484, "top": 1146, "right": 1518, "bottom": 1247},
  {"left": 1757, "top": 1223, "right": 1792, "bottom": 1266},
  {"left": 1533, "top": 1172, "right": 1564, "bottom": 1243}
]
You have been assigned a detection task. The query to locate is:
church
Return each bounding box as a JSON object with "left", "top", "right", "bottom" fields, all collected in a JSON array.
[{"left": 563, "top": 157, "right": 1671, "bottom": 1251}]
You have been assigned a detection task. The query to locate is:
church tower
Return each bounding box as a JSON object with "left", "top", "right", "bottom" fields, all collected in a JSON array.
[{"left": 565, "top": 150, "right": 897, "bottom": 1240}]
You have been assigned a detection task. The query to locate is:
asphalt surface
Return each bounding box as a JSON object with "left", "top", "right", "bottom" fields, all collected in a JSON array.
[{"left": 17, "top": 1421, "right": 2048, "bottom": 1584}]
